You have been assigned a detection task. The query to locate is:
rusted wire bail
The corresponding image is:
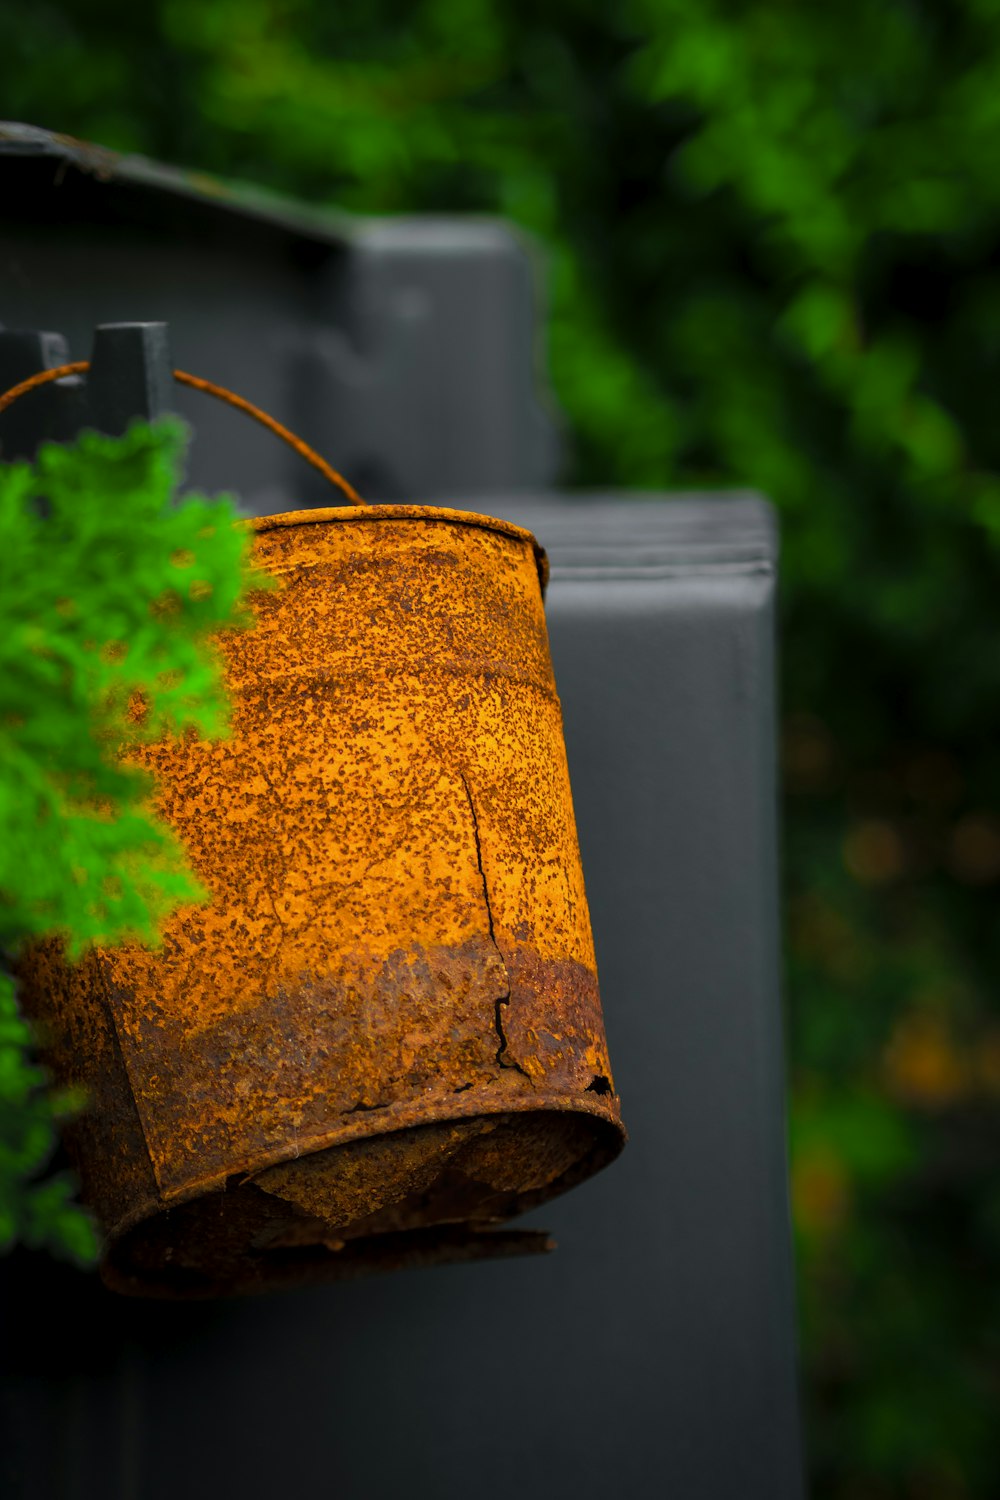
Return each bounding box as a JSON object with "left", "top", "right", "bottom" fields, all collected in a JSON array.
[{"left": 0, "top": 362, "right": 367, "bottom": 507}]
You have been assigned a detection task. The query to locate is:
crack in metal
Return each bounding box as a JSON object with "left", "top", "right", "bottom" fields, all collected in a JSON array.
[
  {"left": 459, "top": 771, "right": 533, "bottom": 1084},
  {"left": 256, "top": 763, "right": 292, "bottom": 982}
]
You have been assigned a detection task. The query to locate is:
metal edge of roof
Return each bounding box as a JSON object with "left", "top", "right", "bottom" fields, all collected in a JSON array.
[
  {"left": 432, "top": 490, "right": 779, "bottom": 575},
  {"left": 0, "top": 122, "right": 534, "bottom": 257},
  {"left": 0, "top": 120, "right": 367, "bottom": 244}
]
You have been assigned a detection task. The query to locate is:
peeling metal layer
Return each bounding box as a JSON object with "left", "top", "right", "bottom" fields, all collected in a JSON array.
[{"left": 18, "top": 506, "right": 624, "bottom": 1296}]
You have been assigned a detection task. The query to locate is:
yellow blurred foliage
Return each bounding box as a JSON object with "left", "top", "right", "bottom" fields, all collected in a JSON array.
[
  {"left": 843, "top": 820, "right": 905, "bottom": 884},
  {"left": 789, "top": 892, "right": 865, "bottom": 979},
  {"left": 884, "top": 1014, "right": 968, "bottom": 1108},
  {"left": 792, "top": 1146, "right": 852, "bottom": 1238}
]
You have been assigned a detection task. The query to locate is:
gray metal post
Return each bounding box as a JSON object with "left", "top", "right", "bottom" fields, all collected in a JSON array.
[
  {"left": 0, "top": 316, "right": 804, "bottom": 1492},
  {"left": 0, "top": 322, "right": 173, "bottom": 458}
]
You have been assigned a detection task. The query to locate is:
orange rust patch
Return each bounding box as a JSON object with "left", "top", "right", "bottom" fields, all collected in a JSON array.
[{"left": 18, "top": 506, "right": 623, "bottom": 1296}]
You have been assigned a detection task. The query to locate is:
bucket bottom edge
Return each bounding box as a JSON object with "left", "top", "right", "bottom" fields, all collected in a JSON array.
[{"left": 100, "top": 1099, "right": 625, "bottom": 1298}]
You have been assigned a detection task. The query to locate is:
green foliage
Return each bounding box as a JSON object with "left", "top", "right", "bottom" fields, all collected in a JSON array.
[
  {"left": 0, "top": 419, "right": 268, "bottom": 1262},
  {"left": 3, "top": 1, "right": 1000, "bottom": 1491},
  {"left": 0, "top": 971, "right": 97, "bottom": 1262}
]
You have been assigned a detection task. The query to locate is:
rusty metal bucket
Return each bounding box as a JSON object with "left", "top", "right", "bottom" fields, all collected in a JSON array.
[{"left": 19, "top": 503, "right": 625, "bottom": 1296}]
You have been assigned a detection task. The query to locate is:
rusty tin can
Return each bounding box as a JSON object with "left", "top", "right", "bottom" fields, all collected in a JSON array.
[{"left": 19, "top": 505, "right": 625, "bottom": 1295}]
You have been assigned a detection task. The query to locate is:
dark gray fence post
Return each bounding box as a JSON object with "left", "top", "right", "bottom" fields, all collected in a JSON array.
[
  {"left": 0, "top": 220, "right": 804, "bottom": 1496},
  {"left": 0, "top": 322, "right": 173, "bottom": 458}
]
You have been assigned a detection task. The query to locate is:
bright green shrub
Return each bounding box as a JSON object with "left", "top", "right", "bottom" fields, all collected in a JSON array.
[{"left": 0, "top": 420, "right": 267, "bottom": 1261}]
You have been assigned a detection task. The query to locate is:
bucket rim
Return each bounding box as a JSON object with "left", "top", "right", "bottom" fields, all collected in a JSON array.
[
  {"left": 249, "top": 504, "right": 549, "bottom": 588},
  {"left": 103, "top": 1088, "right": 626, "bottom": 1242}
]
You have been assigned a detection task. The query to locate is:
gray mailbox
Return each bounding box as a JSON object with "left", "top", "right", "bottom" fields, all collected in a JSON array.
[{"left": 0, "top": 124, "right": 804, "bottom": 1500}]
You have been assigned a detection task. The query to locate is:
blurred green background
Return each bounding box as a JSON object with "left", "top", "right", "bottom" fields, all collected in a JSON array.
[{"left": 2, "top": 1, "right": 999, "bottom": 1494}]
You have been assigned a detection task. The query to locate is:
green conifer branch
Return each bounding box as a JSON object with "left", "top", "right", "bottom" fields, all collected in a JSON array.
[{"left": 0, "top": 418, "right": 270, "bottom": 1262}]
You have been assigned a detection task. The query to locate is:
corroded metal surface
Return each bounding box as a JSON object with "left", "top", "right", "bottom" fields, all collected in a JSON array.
[{"left": 18, "top": 504, "right": 624, "bottom": 1296}]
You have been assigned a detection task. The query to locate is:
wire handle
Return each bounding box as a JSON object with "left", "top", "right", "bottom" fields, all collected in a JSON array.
[{"left": 0, "top": 362, "right": 367, "bottom": 507}]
